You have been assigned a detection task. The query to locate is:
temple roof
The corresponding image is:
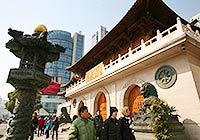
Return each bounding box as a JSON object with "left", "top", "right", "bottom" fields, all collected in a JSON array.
[{"left": 66, "top": 0, "right": 197, "bottom": 75}]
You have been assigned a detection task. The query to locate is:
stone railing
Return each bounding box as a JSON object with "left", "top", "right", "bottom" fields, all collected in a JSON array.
[
  {"left": 65, "top": 17, "right": 200, "bottom": 95},
  {"left": 66, "top": 78, "right": 86, "bottom": 92}
]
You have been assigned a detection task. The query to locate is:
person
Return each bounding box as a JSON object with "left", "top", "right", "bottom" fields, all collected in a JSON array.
[
  {"left": 30, "top": 112, "right": 38, "bottom": 140},
  {"left": 45, "top": 116, "right": 52, "bottom": 139},
  {"left": 101, "top": 107, "right": 121, "bottom": 140},
  {"left": 72, "top": 115, "right": 78, "bottom": 122},
  {"left": 37, "top": 116, "right": 45, "bottom": 137},
  {"left": 94, "top": 109, "right": 103, "bottom": 140},
  {"left": 119, "top": 106, "right": 136, "bottom": 140},
  {"left": 52, "top": 116, "right": 60, "bottom": 140},
  {"left": 68, "top": 106, "right": 96, "bottom": 140}
]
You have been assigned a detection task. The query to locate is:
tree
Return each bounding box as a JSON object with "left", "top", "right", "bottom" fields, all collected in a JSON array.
[
  {"left": 5, "top": 90, "right": 42, "bottom": 114},
  {"left": 5, "top": 90, "right": 18, "bottom": 114}
]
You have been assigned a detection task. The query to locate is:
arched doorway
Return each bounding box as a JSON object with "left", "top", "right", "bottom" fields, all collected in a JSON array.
[
  {"left": 78, "top": 100, "right": 84, "bottom": 110},
  {"left": 124, "top": 85, "right": 144, "bottom": 115},
  {"left": 95, "top": 92, "right": 107, "bottom": 120}
]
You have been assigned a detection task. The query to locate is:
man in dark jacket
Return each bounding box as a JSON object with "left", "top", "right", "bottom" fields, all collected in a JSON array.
[
  {"left": 52, "top": 116, "right": 60, "bottom": 140},
  {"left": 101, "top": 107, "right": 121, "bottom": 140},
  {"left": 94, "top": 109, "right": 103, "bottom": 140},
  {"left": 30, "top": 112, "right": 38, "bottom": 140}
]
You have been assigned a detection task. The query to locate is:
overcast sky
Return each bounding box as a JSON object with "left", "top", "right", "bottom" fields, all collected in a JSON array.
[{"left": 0, "top": 0, "right": 199, "bottom": 100}]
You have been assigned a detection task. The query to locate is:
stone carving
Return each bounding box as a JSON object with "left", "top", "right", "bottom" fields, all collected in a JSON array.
[
  {"left": 132, "top": 82, "right": 157, "bottom": 126},
  {"left": 140, "top": 82, "right": 158, "bottom": 98},
  {"left": 59, "top": 107, "right": 72, "bottom": 124},
  {"left": 155, "top": 65, "right": 177, "bottom": 89},
  {"left": 131, "top": 82, "right": 186, "bottom": 140},
  {"left": 6, "top": 26, "right": 65, "bottom": 140}
]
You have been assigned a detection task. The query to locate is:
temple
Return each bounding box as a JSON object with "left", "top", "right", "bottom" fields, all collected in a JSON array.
[{"left": 59, "top": 0, "right": 200, "bottom": 138}]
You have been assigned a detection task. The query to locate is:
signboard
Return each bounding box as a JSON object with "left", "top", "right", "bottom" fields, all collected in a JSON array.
[{"left": 85, "top": 62, "right": 103, "bottom": 83}]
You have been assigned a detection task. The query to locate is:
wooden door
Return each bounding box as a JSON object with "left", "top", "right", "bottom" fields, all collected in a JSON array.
[
  {"left": 98, "top": 93, "right": 107, "bottom": 120},
  {"left": 128, "top": 86, "right": 144, "bottom": 115}
]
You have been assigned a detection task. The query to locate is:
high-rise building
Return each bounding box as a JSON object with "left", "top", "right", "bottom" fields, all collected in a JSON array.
[
  {"left": 189, "top": 13, "right": 200, "bottom": 28},
  {"left": 40, "top": 30, "right": 84, "bottom": 115},
  {"left": 91, "top": 25, "right": 108, "bottom": 47},
  {"left": 72, "top": 31, "right": 85, "bottom": 64}
]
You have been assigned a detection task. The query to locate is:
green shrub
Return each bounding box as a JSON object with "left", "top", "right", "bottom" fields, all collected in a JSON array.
[{"left": 144, "top": 96, "right": 177, "bottom": 140}]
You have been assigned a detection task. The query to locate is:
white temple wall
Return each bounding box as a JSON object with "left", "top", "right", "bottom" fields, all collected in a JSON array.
[{"left": 70, "top": 52, "right": 200, "bottom": 122}]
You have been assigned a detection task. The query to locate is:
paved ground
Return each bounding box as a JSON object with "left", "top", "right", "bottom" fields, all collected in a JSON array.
[
  {"left": 0, "top": 124, "right": 7, "bottom": 139},
  {"left": 0, "top": 124, "right": 69, "bottom": 140},
  {"left": 33, "top": 130, "right": 69, "bottom": 140}
]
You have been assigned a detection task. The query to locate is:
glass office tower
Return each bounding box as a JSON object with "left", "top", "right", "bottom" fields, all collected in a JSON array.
[
  {"left": 91, "top": 25, "right": 108, "bottom": 47},
  {"left": 41, "top": 30, "right": 85, "bottom": 115},
  {"left": 72, "top": 32, "right": 85, "bottom": 64},
  {"left": 45, "top": 30, "right": 73, "bottom": 84}
]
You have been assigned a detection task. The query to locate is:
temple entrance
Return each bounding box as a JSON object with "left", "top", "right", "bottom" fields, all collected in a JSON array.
[
  {"left": 94, "top": 92, "right": 107, "bottom": 120},
  {"left": 124, "top": 85, "right": 144, "bottom": 116}
]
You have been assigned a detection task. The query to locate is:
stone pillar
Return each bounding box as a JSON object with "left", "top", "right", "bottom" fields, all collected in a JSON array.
[{"left": 6, "top": 90, "right": 36, "bottom": 139}]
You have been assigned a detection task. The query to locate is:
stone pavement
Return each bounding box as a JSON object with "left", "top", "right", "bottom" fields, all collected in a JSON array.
[
  {"left": 0, "top": 124, "right": 6, "bottom": 139},
  {"left": 0, "top": 130, "right": 69, "bottom": 140},
  {"left": 0, "top": 124, "right": 70, "bottom": 140},
  {"left": 34, "top": 130, "right": 69, "bottom": 140}
]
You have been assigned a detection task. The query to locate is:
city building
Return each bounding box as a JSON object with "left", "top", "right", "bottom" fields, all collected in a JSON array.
[
  {"left": 0, "top": 97, "right": 11, "bottom": 121},
  {"left": 91, "top": 25, "right": 108, "bottom": 47},
  {"left": 63, "top": 0, "right": 200, "bottom": 139},
  {"left": 72, "top": 31, "right": 85, "bottom": 64},
  {"left": 189, "top": 13, "right": 200, "bottom": 28},
  {"left": 40, "top": 30, "right": 84, "bottom": 115}
]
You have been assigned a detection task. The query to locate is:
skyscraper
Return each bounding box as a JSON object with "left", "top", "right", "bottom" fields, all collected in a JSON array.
[
  {"left": 91, "top": 25, "right": 108, "bottom": 47},
  {"left": 40, "top": 30, "right": 84, "bottom": 115},
  {"left": 189, "top": 13, "right": 200, "bottom": 28},
  {"left": 72, "top": 31, "right": 85, "bottom": 64}
]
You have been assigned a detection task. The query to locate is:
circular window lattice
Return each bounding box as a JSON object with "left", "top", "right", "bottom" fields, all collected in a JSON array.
[{"left": 155, "top": 65, "right": 177, "bottom": 89}]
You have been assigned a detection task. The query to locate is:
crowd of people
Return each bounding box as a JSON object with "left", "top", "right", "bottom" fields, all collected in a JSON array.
[
  {"left": 29, "top": 112, "right": 60, "bottom": 140},
  {"left": 68, "top": 105, "right": 136, "bottom": 140},
  {"left": 26, "top": 105, "right": 135, "bottom": 140}
]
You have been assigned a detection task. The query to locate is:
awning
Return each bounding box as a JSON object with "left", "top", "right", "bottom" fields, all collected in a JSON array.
[
  {"left": 36, "top": 108, "right": 49, "bottom": 116},
  {"left": 40, "top": 79, "right": 61, "bottom": 95}
]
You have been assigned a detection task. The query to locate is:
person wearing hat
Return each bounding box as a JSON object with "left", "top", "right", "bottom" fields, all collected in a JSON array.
[{"left": 101, "top": 107, "right": 121, "bottom": 140}]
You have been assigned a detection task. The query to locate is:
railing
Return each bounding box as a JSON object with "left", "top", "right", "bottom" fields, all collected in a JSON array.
[
  {"left": 65, "top": 17, "right": 200, "bottom": 94},
  {"left": 182, "top": 24, "right": 200, "bottom": 41}
]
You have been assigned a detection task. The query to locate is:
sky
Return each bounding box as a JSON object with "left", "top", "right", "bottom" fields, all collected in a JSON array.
[{"left": 0, "top": 0, "right": 199, "bottom": 100}]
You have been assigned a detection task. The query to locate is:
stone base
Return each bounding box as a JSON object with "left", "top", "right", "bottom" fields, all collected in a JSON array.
[
  {"left": 132, "top": 115, "right": 187, "bottom": 140},
  {"left": 134, "top": 132, "right": 156, "bottom": 140},
  {"left": 134, "top": 130, "right": 186, "bottom": 140}
]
